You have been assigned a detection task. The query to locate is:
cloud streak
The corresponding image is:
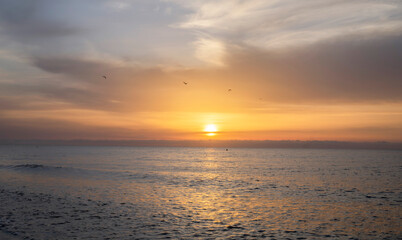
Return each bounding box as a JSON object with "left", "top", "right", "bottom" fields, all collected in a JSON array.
[
  {"left": 222, "top": 34, "right": 402, "bottom": 103},
  {"left": 174, "top": 0, "right": 402, "bottom": 49}
]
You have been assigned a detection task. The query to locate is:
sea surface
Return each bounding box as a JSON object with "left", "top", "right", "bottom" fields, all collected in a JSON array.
[{"left": 0, "top": 146, "right": 401, "bottom": 239}]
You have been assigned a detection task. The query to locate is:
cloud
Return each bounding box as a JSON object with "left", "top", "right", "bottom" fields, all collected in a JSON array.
[
  {"left": 24, "top": 56, "right": 174, "bottom": 111},
  {"left": 106, "top": 1, "right": 131, "bottom": 11},
  {"left": 0, "top": 117, "right": 136, "bottom": 140},
  {"left": 32, "top": 57, "right": 111, "bottom": 79},
  {"left": 0, "top": 113, "right": 199, "bottom": 140},
  {"left": 173, "top": 0, "right": 402, "bottom": 50},
  {"left": 208, "top": 33, "right": 402, "bottom": 103},
  {"left": 0, "top": 0, "right": 196, "bottom": 67},
  {"left": 194, "top": 37, "right": 226, "bottom": 66},
  {"left": 1, "top": 31, "right": 399, "bottom": 117},
  {"left": 0, "top": 0, "right": 83, "bottom": 41}
]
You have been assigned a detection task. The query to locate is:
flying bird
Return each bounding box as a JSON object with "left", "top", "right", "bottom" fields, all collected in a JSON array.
[
  {"left": 102, "top": 75, "right": 107, "bottom": 79},
  {"left": 183, "top": 81, "right": 188, "bottom": 85},
  {"left": 228, "top": 89, "right": 232, "bottom": 92}
]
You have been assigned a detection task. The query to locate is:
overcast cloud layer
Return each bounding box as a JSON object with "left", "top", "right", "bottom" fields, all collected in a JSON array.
[{"left": 0, "top": 0, "right": 401, "bottom": 140}]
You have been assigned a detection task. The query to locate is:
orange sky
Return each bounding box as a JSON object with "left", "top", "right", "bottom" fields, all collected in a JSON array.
[{"left": 0, "top": 0, "right": 401, "bottom": 142}]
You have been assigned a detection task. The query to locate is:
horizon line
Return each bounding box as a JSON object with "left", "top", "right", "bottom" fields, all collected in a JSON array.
[{"left": 1, "top": 139, "right": 401, "bottom": 150}]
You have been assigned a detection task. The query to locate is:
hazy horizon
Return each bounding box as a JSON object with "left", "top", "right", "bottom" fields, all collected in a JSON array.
[{"left": 2, "top": 139, "right": 402, "bottom": 150}]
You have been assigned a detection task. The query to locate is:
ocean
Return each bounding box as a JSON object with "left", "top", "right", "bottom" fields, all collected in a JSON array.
[{"left": 0, "top": 145, "right": 401, "bottom": 239}]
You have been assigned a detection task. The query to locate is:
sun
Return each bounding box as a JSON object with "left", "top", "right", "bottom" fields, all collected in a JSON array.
[
  {"left": 204, "top": 124, "right": 218, "bottom": 136},
  {"left": 204, "top": 124, "right": 218, "bottom": 132}
]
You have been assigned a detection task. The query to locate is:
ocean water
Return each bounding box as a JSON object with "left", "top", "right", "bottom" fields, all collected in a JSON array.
[{"left": 0, "top": 146, "right": 401, "bottom": 239}]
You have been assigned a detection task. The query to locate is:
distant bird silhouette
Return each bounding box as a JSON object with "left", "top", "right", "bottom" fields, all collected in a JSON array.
[
  {"left": 183, "top": 81, "right": 188, "bottom": 85},
  {"left": 228, "top": 89, "right": 232, "bottom": 92},
  {"left": 102, "top": 75, "right": 107, "bottom": 79}
]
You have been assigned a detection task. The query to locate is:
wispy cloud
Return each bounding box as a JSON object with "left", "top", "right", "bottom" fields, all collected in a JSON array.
[
  {"left": 172, "top": 0, "right": 402, "bottom": 49},
  {"left": 194, "top": 37, "right": 226, "bottom": 66}
]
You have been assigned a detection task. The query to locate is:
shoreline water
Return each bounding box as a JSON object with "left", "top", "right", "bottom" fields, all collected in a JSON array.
[
  {"left": 1, "top": 184, "right": 400, "bottom": 239},
  {"left": 0, "top": 231, "right": 20, "bottom": 240},
  {"left": 0, "top": 146, "right": 400, "bottom": 239}
]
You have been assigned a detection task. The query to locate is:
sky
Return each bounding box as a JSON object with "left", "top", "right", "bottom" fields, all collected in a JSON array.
[{"left": 0, "top": 0, "right": 401, "bottom": 142}]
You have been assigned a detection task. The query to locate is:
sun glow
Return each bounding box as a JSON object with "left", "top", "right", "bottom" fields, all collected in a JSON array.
[{"left": 204, "top": 124, "right": 218, "bottom": 132}]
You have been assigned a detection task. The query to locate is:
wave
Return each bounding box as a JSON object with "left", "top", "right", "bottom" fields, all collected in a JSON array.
[
  {"left": 0, "top": 164, "right": 64, "bottom": 171},
  {"left": 0, "top": 164, "right": 108, "bottom": 179},
  {"left": 0, "top": 164, "right": 154, "bottom": 182},
  {"left": 13, "top": 164, "right": 62, "bottom": 169}
]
